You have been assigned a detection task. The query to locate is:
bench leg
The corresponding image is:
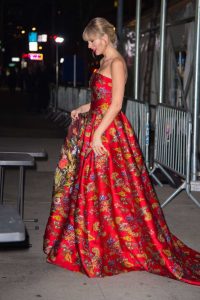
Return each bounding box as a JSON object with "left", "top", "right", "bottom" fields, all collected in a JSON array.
[
  {"left": 18, "top": 166, "right": 25, "bottom": 219},
  {"left": 0, "top": 166, "right": 4, "bottom": 204},
  {"left": 17, "top": 167, "right": 38, "bottom": 224}
]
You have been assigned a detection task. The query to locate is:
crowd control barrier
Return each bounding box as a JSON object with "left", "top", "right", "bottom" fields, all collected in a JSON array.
[
  {"left": 49, "top": 85, "right": 91, "bottom": 112},
  {"left": 150, "top": 104, "right": 200, "bottom": 208},
  {"left": 49, "top": 84, "right": 56, "bottom": 109},
  {"left": 124, "top": 98, "right": 150, "bottom": 168},
  {"left": 48, "top": 85, "right": 91, "bottom": 128}
]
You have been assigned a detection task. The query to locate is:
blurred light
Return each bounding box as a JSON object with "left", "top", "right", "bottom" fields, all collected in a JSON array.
[
  {"left": 38, "top": 34, "right": 47, "bottom": 42},
  {"left": 21, "top": 60, "right": 27, "bottom": 69},
  {"left": 60, "top": 57, "right": 64, "bottom": 63},
  {"left": 2, "top": 48, "right": 5, "bottom": 52},
  {"left": 8, "top": 63, "right": 16, "bottom": 67},
  {"left": 21, "top": 30, "right": 26, "bottom": 34},
  {"left": 32, "top": 27, "right": 36, "bottom": 31},
  {"left": 11, "top": 57, "right": 20, "bottom": 62},
  {"left": 54, "top": 36, "right": 64, "bottom": 43},
  {"left": 22, "top": 53, "right": 43, "bottom": 60},
  {"left": 114, "top": 0, "right": 118, "bottom": 7},
  {"left": 38, "top": 46, "right": 43, "bottom": 50},
  {"left": 22, "top": 53, "right": 29, "bottom": 59},
  {"left": 29, "top": 53, "right": 43, "bottom": 61},
  {"left": 29, "top": 32, "right": 38, "bottom": 42},
  {"left": 29, "top": 42, "right": 38, "bottom": 51}
]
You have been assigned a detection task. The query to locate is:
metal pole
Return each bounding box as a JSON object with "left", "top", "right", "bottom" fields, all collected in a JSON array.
[
  {"left": 0, "top": 0, "right": 5, "bottom": 67},
  {"left": 117, "top": 0, "right": 123, "bottom": 39},
  {"left": 192, "top": 0, "right": 200, "bottom": 181},
  {"left": 159, "top": 0, "right": 167, "bottom": 104},
  {"left": 134, "top": 0, "right": 141, "bottom": 100},
  {"left": 55, "top": 43, "right": 59, "bottom": 112},
  {"left": 73, "top": 54, "right": 77, "bottom": 88},
  {"left": 51, "top": 0, "right": 56, "bottom": 63}
]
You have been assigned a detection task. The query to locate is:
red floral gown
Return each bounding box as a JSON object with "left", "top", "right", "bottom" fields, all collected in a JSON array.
[{"left": 44, "top": 72, "right": 200, "bottom": 285}]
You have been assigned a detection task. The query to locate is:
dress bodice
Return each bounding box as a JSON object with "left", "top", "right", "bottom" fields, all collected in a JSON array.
[{"left": 90, "top": 72, "right": 112, "bottom": 114}]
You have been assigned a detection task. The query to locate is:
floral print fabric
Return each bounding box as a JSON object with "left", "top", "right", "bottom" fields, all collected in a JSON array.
[{"left": 44, "top": 72, "right": 200, "bottom": 285}]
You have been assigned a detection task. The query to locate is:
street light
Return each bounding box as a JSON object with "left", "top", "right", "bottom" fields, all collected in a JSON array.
[
  {"left": 53, "top": 35, "right": 64, "bottom": 112},
  {"left": 54, "top": 36, "right": 64, "bottom": 43}
]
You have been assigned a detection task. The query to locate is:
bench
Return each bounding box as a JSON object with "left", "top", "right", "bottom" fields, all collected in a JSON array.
[
  {"left": 0, "top": 146, "right": 47, "bottom": 159},
  {"left": 0, "top": 152, "right": 35, "bottom": 243},
  {"left": 0, "top": 148, "right": 47, "bottom": 217},
  {"left": 0, "top": 205, "right": 26, "bottom": 242},
  {"left": 0, "top": 152, "right": 35, "bottom": 217}
]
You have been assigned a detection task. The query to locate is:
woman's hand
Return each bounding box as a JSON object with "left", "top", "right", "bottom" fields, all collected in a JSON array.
[
  {"left": 71, "top": 108, "right": 82, "bottom": 120},
  {"left": 91, "top": 132, "right": 108, "bottom": 156},
  {"left": 71, "top": 103, "right": 91, "bottom": 120}
]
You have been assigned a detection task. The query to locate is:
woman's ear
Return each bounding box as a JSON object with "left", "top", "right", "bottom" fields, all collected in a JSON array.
[{"left": 102, "top": 34, "right": 109, "bottom": 45}]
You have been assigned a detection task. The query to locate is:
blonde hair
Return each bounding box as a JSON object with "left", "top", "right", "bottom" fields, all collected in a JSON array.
[{"left": 82, "top": 17, "right": 117, "bottom": 46}]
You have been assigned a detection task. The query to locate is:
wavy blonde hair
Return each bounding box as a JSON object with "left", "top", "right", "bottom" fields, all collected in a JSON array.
[{"left": 82, "top": 17, "right": 117, "bottom": 47}]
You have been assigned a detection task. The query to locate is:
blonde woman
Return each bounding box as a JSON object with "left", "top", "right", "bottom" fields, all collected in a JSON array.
[{"left": 44, "top": 18, "right": 200, "bottom": 285}]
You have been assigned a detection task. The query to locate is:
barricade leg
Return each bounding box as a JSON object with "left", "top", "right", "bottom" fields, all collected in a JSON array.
[
  {"left": 186, "top": 188, "right": 200, "bottom": 207},
  {"left": 184, "top": 119, "right": 200, "bottom": 207},
  {"left": 161, "top": 181, "right": 200, "bottom": 208},
  {"left": 150, "top": 168, "right": 163, "bottom": 187},
  {"left": 157, "top": 164, "right": 175, "bottom": 184},
  {"left": 150, "top": 163, "right": 175, "bottom": 186},
  {"left": 161, "top": 182, "right": 185, "bottom": 207}
]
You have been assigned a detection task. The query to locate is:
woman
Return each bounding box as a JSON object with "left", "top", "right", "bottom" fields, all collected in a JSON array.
[{"left": 44, "top": 18, "right": 200, "bottom": 285}]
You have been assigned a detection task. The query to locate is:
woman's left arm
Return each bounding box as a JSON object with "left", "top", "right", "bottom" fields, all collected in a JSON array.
[{"left": 91, "top": 59, "right": 126, "bottom": 155}]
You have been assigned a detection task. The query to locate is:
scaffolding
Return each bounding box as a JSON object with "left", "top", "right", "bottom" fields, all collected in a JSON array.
[{"left": 132, "top": 0, "right": 200, "bottom": 206}]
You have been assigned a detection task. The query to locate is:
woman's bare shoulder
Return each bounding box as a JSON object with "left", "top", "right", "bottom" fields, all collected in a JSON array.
[
  {"left": 111, "top": 56, "right": 124, "bottom": 67},
  {"left": 111, "top": 56, "right": 127, "bottom": 79}
]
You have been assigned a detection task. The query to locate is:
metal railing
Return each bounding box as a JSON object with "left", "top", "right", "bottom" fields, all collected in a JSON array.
[
  {"left": 49, "top": 85, "right": 91, "bottom": 112},
  {"left": 124, "top": 98, "right": 150, "bottom": 168},
  {"left": 150, "top": 104, "right": 200, "bottom": 207}
]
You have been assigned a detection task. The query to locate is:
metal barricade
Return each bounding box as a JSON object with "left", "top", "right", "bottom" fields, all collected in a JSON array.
[
  {"left": 52, "top": 86, "right": 91, "bottom": 112},
  {"left": 58, "top": 86, "right": 68, "bottom": 111},
  {"left": 124, "top": 98, "right": 150, "bottom": 168},
  {"left": 78, "top": 88, "right": 91, "bottom": 107},
  {"left": 150, "top": 104, "right": 200, "bottom": 207},
  {"left": 49, "top": 84, "right": 56, "bottom": 109}
]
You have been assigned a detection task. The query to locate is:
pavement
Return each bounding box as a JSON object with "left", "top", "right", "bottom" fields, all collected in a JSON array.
[{"left": 0, "top": 89, "right": 200, "bottom": 300}]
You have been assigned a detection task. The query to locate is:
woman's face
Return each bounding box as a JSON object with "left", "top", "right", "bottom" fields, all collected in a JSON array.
[{"left": 87, "top": 34, "right": 107, "bottom": 56}]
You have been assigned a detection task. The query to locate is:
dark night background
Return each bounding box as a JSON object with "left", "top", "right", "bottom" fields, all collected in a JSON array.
[
  {"left": 0, "top": 0, "right": 159, "bottom": 118},
  {"left": 0, "top": 0, "right": 155, "bottom": 79}
]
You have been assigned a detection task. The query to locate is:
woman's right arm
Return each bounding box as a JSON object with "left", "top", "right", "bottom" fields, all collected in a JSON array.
[{"left": 71, "top": 103, "right": 91, "bottom": 120}]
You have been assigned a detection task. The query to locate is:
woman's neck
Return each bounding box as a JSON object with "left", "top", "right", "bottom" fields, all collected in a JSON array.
[{"left": 103, "top": 45, "right": 118, "bottom": 61}]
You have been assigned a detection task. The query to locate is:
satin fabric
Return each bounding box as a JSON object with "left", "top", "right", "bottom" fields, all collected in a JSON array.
[{"left": 44, "top": 72, "right": 200, "bottom": 285}]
